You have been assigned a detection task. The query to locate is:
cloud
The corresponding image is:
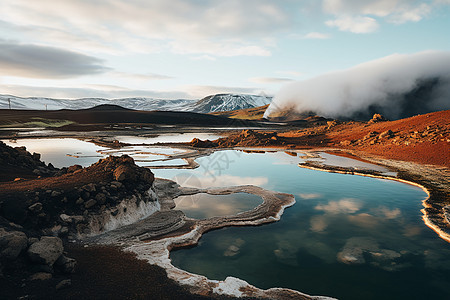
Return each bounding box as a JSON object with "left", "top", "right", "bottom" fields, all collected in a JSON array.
[
  {"left": 249, "top": 77, "right": 294, "bottom": 84},
  {"left": 322, "top": 0, "right": 433, "bottom": 33},
  {"left": 373, "top": 206, "right": 402, "bottom": 219},
  {"left": 304, "top": 32, "right": 331, "bottom": 39},
  {"left": 310, "top": 215, "right": 328, "bottom": 232},
  {"left": 298, "top": 193, "right": 322, "bottom": 200},
  {"left": 0, "top": 0, "right": 294, "bottom": 57},
  {"left": 111, "top": 72, "right": 174, "bottom": 81},
  {"left": 314, "top": 198, "right": 361, "bottom": 214},
  {"left": 276, "top": 71, "right": 303, "bottom": 77},
  {"left": 264, "top": 51, "right": 450, "bottom": 120},
  {"left": 169, "top": 173, "right": 269, "bottom": 189},
  {"left": 0, "top": 84, "right": 190, "bottom": 100},
  {"left": 183, "top": 85, "right": 262, "bottom": 99},
  {"left": 323, "top": 0, "right": 431, "bottom": 23},
  {"left": 326, "top": 16, "right": 379, "bottom": 33},
  {"left": 0, "top": 41, "right": 109, "bottom": 78}
]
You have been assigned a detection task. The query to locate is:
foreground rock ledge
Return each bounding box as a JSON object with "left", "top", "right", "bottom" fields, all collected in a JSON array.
[{"left": 92, "top": 179, "right": 335, "bottom": 299}]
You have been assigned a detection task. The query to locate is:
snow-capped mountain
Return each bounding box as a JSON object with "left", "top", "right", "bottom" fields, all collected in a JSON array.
[
  {"left": 0, "top": 94, "right": 272, "bottom": 113},
  {"left": 186, "top": 94, "right": 271, "bottom": 113}
]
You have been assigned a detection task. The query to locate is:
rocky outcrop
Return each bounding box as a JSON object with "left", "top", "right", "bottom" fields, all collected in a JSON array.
[
  {"left": 0, "top": 141, "right": 58, "bottom": 181},
  {"left": 368, "top": 113, "right": 387, "bottom": 123},
  {"left": 0, "top": 228, "right": 28, "bottom": 260},
  {"left": 0, "top": 143, "right": 159, "bottom": 296},
  {"left": 27, "top": 236, "right": 63, "bottom": 266},
  {"left": 189, "top": 129, "right": 287, "bottom": 148}
]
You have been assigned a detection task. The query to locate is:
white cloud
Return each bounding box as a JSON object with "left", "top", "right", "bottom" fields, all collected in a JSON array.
[
  {"left": 111, "top": 72, "right": 174, "bottom": 81},
  {"left": 170, "top": 173, "right": 269, "bottom": 189},
  {"left": 323, "top": 0, "right": 433, "bottom": 32},
  {"left": 298, "top": 193, "right": 322, "bottom": 200},
  {"left": 182, "top": 85, "right": 262, "bottom": 99},
  {"left": 315, "top": 198, "right": 362, "bottom": 214},
  {"left": 0, "top": 84, "right": 190, "bottom": 100},
  {"left": 326, "top": 16, "right": 379, "bottom": 33},
  {"left": 276, "top": 71, "right": 304, "bottom": 78},
  {"left": 304, "top": 32, "right": 331, "bottom": 39},
  {"left": 0, "top": 0, "right": 292, "bottom": 57},
  {"left": 249, "top": 77, "right": 294, "bottom": 84},
  {"left": 387, "top": 3, "right": 431, "bottom": 24}
]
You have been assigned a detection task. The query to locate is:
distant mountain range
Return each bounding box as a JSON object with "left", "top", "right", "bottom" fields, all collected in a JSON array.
[{"left": 0, "top": 93, "right": 272, "bottom": 114}]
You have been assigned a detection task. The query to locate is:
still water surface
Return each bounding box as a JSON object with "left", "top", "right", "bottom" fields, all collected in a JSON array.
[
  {"left": 3, "top": 138, "right": 448, "bottom": 299},
  {"left": 156, "top": 151, "right": 449, "bottom": 300}
]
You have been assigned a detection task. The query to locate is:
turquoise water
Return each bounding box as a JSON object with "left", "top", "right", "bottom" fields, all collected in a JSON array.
[{"left": 154, "top": 151, "right": 450, "bottom": 300}]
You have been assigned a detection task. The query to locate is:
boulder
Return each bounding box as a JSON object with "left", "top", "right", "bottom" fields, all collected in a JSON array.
[
  {"left": 27, "top": 236, "right": 63, "bottom": 266},
  {"left": 369, "top": 113, "right": 387, "bottom": 123},
  {"left": 55, "top": 255, "right": 76, "bottom": 274},
  {"left": 0, "top": 228, "right": 28, "bottom": 260}
]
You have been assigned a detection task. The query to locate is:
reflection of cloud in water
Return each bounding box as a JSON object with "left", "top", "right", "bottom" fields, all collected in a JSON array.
[
  {"left": 310, "top": 215, "right": 328, "bottom": 233},
  {"left": 403, "top": 226, "right": 422, "bottom": 237},
  {"left": 274, "top": 239, "right": 299, "bottom": 266},
  {"left": 423, "top": 249, "right": 450, "bottom": 270},
  {"left": 171, "top": 174, "right": 268, "bottom": 188},
  {"left": 298, "top": 193, "right": 322, "bottom": 200},
  {"left": 224, "top": 238, "right": 246, "bottom": 257},
  {"left": 347, "top": 213, "right": 379, "bottom": 228},
  {"left": 315, "top": 198, "right": 361, "bottom": 214},
  {"left": 274, "top": 230, "right": 336, "bottom": 265},
  {"left": 373, "top": 206, "right": 402, "bottom": 219}
]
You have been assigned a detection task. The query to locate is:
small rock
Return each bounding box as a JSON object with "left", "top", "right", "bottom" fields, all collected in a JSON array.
[
  {"left": 56, "top": 279, "right": 71, "bottom": 290},
  {"left": 76, "top": 198, "right": 84, "bottom": 205},
  {"left": 29, "top": 272, "right": 52, "bottom": 281},
  {"left": 95, "top": 193, "right": 107, "bottom": 204},
  {"left": 60, "top": 214, "right": 72, "bottom": 223},
  {"left": 56, "top": 255, "right": 76, "bottom": 274},
  {"left": 28, "top": 202, "right": 43, "bottom": 212},
  {"left": 83, "top": 183, "right": 96, "bottom": 193},
  {"left": 379, "top": 129, "right": 394, "bottom": 139},
  {"left": 84, "top": 199, "right": 97, "bottom": 209},
  {"left": 51, "top": 190, "right": 62, "bottom": 197}
]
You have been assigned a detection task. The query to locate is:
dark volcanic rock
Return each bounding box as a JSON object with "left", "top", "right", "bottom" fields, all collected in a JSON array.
[
  {"left": 0, "top": 228, "right": 28, "bottom": 260},
  {"left": 27, "top": 236, "right": 63, "bottom": 266}
]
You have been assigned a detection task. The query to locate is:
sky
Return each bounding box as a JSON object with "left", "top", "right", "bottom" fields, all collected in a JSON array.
[{"left": 1, "top": 0, "right": 450, "bottom": 100}]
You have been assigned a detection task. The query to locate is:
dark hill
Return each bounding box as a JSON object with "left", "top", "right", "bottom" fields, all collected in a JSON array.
[{"left": 0, "top": 106, "right": 266, "bottom": 127}]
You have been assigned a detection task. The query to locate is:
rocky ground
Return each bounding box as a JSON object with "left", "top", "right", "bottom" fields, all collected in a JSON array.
[
  {"left": 0, "top": 142, "right": 169, "bottom": 299},
  {"left": 188, "top": 110, "right": 450, "bottom": 168}
]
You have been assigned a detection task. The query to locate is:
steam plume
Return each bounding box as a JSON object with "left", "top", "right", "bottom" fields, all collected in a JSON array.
[{"left": 264, "top": 51, "right": 450, "bottom": 120}]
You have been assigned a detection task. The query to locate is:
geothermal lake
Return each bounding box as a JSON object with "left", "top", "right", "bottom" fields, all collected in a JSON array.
[{"left": 3, "top": 137, "right": 450, "bottom": 300}]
